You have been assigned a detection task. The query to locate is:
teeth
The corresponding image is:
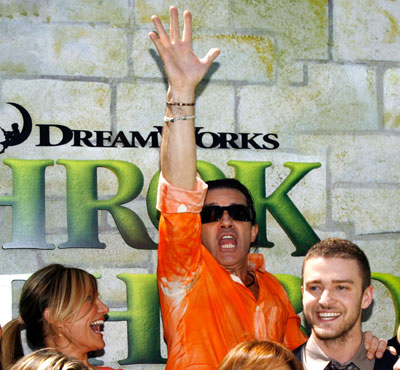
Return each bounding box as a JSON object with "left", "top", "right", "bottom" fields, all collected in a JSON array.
[
  {"left": 318, "top": 312, "right": 341, "bottom": 319},
  {"left": 91, "top": 320, "right": 104, "bottom": 326},
  {"left": 220, "top": 235, "right": 236, "bottom": 249},
  {"left": 90, "top": 320, "right": 105, "bottom": 333}
]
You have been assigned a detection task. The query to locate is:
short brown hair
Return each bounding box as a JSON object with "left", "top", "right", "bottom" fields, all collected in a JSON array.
[
  {"left": 302, "top": 238, "right": 371, "bottom": 290},
  {"left": 218, "top": 340, "right": 303, "bottom": 370}
]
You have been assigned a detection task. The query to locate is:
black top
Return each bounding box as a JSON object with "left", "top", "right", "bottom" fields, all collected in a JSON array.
[{"left": 388, "top": 336, "right": 400, "bottom": 354}]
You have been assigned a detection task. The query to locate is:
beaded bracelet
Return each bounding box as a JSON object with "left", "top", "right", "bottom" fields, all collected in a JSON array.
[
  {"left": 164, "top": 115, "right": 196, "bottom": 123},
  {"left": 166, "top": 101, "right": 195, "bottom": 106}
]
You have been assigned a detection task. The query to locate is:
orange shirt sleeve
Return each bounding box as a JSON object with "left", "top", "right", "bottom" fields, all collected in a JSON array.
[
  {"left": 157, "top": 173, "right": 208, "bottom": 288},
  {"left": 275, "top": 278, "right": 308, "bottom": 349},
  {"left": 283, "top": 311, "right": 308, "bottom": 350},
  {"left": 156, "top": 173, "right": 207, "bottom": 214}
]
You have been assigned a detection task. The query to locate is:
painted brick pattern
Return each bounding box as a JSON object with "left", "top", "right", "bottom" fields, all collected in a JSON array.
[
  {"left": 334, "top": 0, "right": 400, "bottom": 61},
  {"left": 384, "top": 68, "right": 400, "bottom": 129},
  {"left": 0, "top": 0, "right": 399, "bottom": 368},
  {"left": 238, "top": 64, "right": 378, "bottom": 134},
  {"left": 0, "top": 21, "right": 127, "bottom": 76}
]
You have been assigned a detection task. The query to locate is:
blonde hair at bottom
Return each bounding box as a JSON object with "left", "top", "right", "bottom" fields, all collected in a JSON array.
[
  {"left": 218, "top": 340, "right": 303, "bottom": 370},
  {"left": 8, "top": 349, "right": 89, "bottom": 370}
]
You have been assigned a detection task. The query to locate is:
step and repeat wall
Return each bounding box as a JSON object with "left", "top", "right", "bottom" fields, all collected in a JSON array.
[{"left": 0, "top": 0, "right": 399, "bottom": 368}]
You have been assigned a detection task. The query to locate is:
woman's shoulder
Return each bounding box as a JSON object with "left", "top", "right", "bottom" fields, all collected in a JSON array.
[{"left": 98, "top": 366, "right": 124, "bottom": 370}]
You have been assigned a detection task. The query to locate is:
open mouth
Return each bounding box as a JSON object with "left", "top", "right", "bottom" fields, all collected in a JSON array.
[
  {"left": 219, "top": 235, "right": 237, "bottom": 249},
  {"left": 318, "top": 312, "right": 341, "bottom": 321},
  {"left": 90, "top": 320, "right": 104, "bottom": 333}
]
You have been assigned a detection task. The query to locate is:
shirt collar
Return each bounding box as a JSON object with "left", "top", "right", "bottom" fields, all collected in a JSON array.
[
  {"left": 303, "top": 333, "right": 374, "bottom": 370},
  {"left": 248, "top": 253, "right": 265, "bottom": 272},
  {"left": 228, "top": 254, "right": 265, "bottom": 286}
]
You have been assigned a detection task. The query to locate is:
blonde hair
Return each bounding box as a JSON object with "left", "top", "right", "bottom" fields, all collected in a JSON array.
[
  {"left": 0, "top": 325, "right": 2, "bottom": 370},
  {"left": 9, "top": 349, "right": 89, "bottom": 370},
  {"left": 218, "top": 341, "right": 304, "bottom": 370},
  {"left": 2, "top": 264, "right": 98, "bottom": 369}
]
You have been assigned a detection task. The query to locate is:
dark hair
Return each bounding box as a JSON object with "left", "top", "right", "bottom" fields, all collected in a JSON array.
[
  {"left": 2, "top": 264, "right": 98, "bottom": 369},
  {"left": 206, "top": 178, "right": 256, "bottom": 225},
  {"left": 302, "top": 238, "right": 371, "bottom": 290}
]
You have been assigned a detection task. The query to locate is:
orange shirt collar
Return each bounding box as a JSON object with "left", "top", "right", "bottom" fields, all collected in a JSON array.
[{"left": 248, "top": 253, "right": 265, "bottom": 273}]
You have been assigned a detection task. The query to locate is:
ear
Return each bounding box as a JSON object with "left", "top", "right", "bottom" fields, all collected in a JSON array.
[
  {"left": 43, "top": 308, "right": 62, "bottom": 329},
  {"left": 250, "top": 223, "right": 258, "bottom": 243},
  {"left": 43, "top": 307, "right": 51, "bottom": 323},
  {"left": 361, "top": 285, "right": 374, "bottom": 309}
]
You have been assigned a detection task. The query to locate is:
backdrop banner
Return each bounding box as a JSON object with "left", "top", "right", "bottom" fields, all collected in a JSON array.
[{"left": 0, "top": 1, "right": 399, "bottom": 368}]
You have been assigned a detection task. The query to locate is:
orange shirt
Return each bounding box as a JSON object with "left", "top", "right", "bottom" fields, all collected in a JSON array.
[{"left": 157, "top": 175, "right": 307, "bottom": 369}]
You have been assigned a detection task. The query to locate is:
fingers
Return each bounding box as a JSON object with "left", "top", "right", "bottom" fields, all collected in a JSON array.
[
  {"left": 148, "top": 31, "right": 165, "bottom": 56},
  {"left": 152, "top": 7, "right": 193, "bottom": 45},
  {"left": 364, "top": 331, "right": 387, "bottom": 360},
  {"left": 169, "top": 6, "right": 180, "bottom": 42},
  {"left": 375, "top": 338, "right": 388, "bottom": 359},
  {"left": 364, "top": 331, "right": 376, "bottom": 359},
  {"left": 201, "top": 48, "right": 221, "bottom": 67},
  {"left": 364, "top": 330, "right": 372, "bottom": 350},
  {"left": 394, "top": 358, "right": 400, "bottom": 370},
  {"left": 388, "top": 346, "right": 398, "bottom": 356},
  {"left": 149, "top": 7, "right": 220, "bottom": 88},
  {"left": 151, "top": 15, "right": 170, "bottom": 45},
  {"left": 183, "top": 10, "right": 192, "bottom": 43}
]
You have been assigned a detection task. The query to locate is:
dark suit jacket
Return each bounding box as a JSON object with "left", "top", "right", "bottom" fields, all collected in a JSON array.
[
  {"left": 388, "top": 336, "right": 400, "bottom": 354},
  {"left": 293, "top": 342, "right": 398, "bottom": 369}
]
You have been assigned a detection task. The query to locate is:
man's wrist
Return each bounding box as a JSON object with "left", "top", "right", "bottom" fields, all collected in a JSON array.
[{"left": 167, "top": 86, "right": 196, "bottom": 103}]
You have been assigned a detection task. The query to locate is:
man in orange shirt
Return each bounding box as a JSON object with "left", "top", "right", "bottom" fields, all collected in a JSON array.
[
  {"left": 150, "top": 8, "right": 306, "bottom": 369},
  {"left": 149, "top": 7, "right": 386, "bottom": 369}
]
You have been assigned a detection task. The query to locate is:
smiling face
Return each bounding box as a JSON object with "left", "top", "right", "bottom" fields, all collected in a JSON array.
[
  {"left": 57, "top": 290, "right": 109, "bottom": 362},
  {"left": 302, "top": 257, "right": 373, "bottom": 345},
  {"left": 201, "top": 188, "right": 258, "bottom": 275}
]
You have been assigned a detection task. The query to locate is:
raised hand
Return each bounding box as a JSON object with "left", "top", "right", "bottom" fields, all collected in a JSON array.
[
  {"left": 149, "top": 6, "right": 220, "bottom": 94},
  {"left": 149, "top": 7, "right": 219, "bottom": 189}
]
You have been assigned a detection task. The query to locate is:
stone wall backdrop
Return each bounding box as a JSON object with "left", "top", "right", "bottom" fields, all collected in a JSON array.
[{"left": 0, "top": 0, "right": 399, "bottom": 369}]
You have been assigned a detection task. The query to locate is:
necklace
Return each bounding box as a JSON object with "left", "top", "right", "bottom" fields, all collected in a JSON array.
[{"left": 245, "top": 272, "right": 255, "bottom": 287}]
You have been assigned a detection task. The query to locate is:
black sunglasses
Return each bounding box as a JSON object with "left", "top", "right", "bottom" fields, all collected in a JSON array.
[{"left": 201, "top": 204, "right": 254, "bottom": 224}]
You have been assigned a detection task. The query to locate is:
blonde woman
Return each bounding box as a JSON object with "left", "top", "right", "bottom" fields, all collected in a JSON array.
[
  {"left": 9, "top": 349, "right": 89, "bottom": 370},
  {"left": 0, "top": 324, "right": 2, "bottom": 370},
  {"left": 1, "top": 264, "right": 119, "bottom": 370},
  {"left": 218, "top": 341, "right": 303, "bottom": 370}
]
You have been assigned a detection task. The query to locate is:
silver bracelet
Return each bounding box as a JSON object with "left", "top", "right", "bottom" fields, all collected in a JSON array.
[{"left": 164, "top": 115, "right": 195, "bottom": 123}]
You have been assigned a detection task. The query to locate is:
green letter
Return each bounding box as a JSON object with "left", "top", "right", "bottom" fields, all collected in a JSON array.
[
  {"left": 196, "top": 160, "right": 226, "bottom": 181},
  {"left": 108, "top": 274, "right": 165, "bottom": 364},
  {"left": 57, "top": 160, "right": 156, "bottom": 249},
  {"left": 0, "top": 159, "right": 54, "bottom": 249},
  {"left": 229, "top": 161, "right": 321, "bottom": 255},
  {"left": 274, "top": 274, "right": 303, "bottom": 314},
  {"left": 146, "top": 171, "right": 160, "bottom": 229},
  {"left": 372, "top": 273, "right": 400, "bottom": 336}
]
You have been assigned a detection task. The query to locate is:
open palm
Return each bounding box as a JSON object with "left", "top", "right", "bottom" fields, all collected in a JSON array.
[{"left": 149, "top": 6, "right": 220, "bottom": 92}]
